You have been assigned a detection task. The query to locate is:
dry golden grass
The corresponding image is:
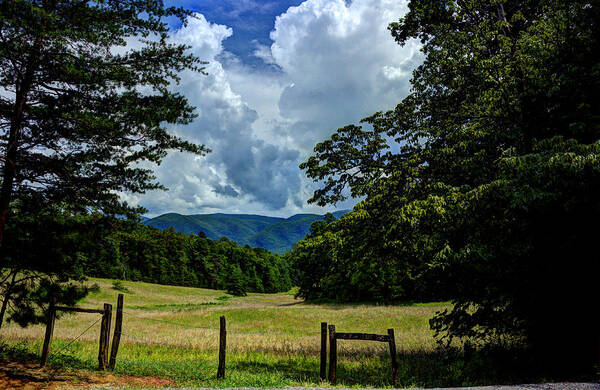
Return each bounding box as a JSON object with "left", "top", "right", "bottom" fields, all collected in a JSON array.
[
  {"left": 3, "top": 277, "right": 447, "bottom": 354},
  {"left": 1, "top": 277, "right": 455, "bottom": 388}
]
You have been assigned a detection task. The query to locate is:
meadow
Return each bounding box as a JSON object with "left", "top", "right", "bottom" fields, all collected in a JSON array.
[{"left": 0, "top": 277, "right": 538, "bottom": 388}]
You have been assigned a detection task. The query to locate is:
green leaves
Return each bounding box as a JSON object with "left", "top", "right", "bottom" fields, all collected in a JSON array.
[{"left": 296, "top": 0, "right": 600, "bottom": 369}]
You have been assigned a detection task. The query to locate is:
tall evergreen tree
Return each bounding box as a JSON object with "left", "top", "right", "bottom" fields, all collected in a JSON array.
[{"left": 0, "top": 0, "right": 209, "bottom": 255}]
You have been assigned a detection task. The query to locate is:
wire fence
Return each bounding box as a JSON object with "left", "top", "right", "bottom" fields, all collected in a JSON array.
[
  {"left": 3, "top": 296, "right": 395, "bottom": 385},
  {"left": 47, "top": 316, "right": 103, "bottom": 361},
  {"left": 111, "top": 310, "right": 389, "bottom": 359},
  {"left": 121, "top": 311, "right": 219, "bottom": 331},
  {"left": 116, "top": 311, "right": 321, "bottom": 355},
  {"left": 121, "top": 310, "right": 321, "bottom": 336},
  {"left": 114, "top": 310, "right": 325, "bottom": 357}
]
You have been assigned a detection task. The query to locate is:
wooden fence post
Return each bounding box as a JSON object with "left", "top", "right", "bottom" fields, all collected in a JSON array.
[
  {"left": 217, "top": 315, "right": 226, "bottom": 379},
  {"left": 109, "top": 294, "right": 124, "bottom": 371},
  {"left": 320, "top": 322, "right": 327, "bottom": 380},
  {"left": 328, "top": 324, "right": 337, "bottom": 384},
  {"left": 40, "top": 297, "right": 56, "bottom": 367},
  {"left": 98, "top": 303, "right": 112, "bottom": 370},
  {"left": 388, "top": 328, "right": 398, "bottom": 386}
]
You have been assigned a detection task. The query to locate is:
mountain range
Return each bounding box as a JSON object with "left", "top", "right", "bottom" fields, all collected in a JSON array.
[{"left": 142, "top": 210, "right": 348, "bottom": 254}]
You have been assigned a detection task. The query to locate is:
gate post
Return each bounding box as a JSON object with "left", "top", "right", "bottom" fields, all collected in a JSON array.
[
  {"left": 109, "top": 294, "right": 124, "bottom": 370},
  {"left": 320, "top": 322, "right": 327, "bottom": 380},
  {"left": 328, "top": 324, "right": 337, "bottom": 383},
  {"left": 40, "top": 297, "right": 56, "bottom": 367},
  {"left": 388, "top": 328, "right": 398, "bottom": 386},
  {"left": 98, "top": 303, "right": 112, "bottom": 370}
]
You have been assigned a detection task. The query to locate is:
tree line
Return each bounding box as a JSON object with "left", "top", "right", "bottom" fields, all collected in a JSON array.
[
  {"left": 0, "top": 209, "right": 292, "bottom": 330},
  {"left": 89, "top": 221, "right": 293, "bottom": 295}
]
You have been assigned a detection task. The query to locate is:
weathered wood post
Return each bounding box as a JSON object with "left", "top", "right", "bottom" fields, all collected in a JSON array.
[
  {"left": 217, "top": 315, "right": 226, "bottom": 379},
  {"left": 328, "top": 324, "right": 337, "bottom": 383},
  {"left": 320, "top": 322, "right": 327, "bottom": 380},
  {"left": 109, "top": 294, "right": 124, "bottom": 371},
  {"left": 387, "top": 328, "right": 398, "bottom": 386},
  {"left": 98, "top": 303, "right": 112, "bottom": 370},
  {"left": 40, "top": 296, "right": 56, "bottom": 367}
]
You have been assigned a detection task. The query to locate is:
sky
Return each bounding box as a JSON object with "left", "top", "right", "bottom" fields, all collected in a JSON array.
[{"left": 124, "top": 0, "right": 421, "bottom": 217}]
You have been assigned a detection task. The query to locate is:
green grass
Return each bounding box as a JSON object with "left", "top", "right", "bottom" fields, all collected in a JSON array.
[{"left": 0, "top": 277, "right": 551, "bottom": 388}]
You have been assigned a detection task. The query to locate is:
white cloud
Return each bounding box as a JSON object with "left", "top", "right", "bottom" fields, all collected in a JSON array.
[
  {"left": 252, "top": 40, "right": 277, "bottom": 65},
  {"left": 133, "top": 14, "right": 303, "bottom": 216},
  {"left": 270, "top": 0, "right": 420, "bottom": 151},
  {"left": 130, "top": 1, "right": 420, "bottom": 217}
]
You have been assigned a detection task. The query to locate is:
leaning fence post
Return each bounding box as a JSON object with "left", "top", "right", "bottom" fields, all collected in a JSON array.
[
  {"left": 40, "top": 296, "right": 56, "bottom": 367},
  {"left": 320, "top": 322, "right": 327, "bottom": 380},
  {"left": 328, "top": 324, "right": 337, "bottom": 383},
  {"left": 217, "top": 315, "right": 226, "bottom": 379},
  {"left": 388, "top": 328, "right": 398, "bottom": 386},
  {"left": 98, "top": 303, "right": 112, "bottom": 370},
  {"left": 109, "top": 294, "right": 124, "bottom": 370}
]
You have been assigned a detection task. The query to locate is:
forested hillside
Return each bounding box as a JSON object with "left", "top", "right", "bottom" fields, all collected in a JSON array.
[
  {"left": 143, "top": 211, "right": 347, "bottom": 253},
  {"left": 90, "top": 224, "right": 292, "bottom": 295},
  {"left": 2, "top": 212, "right": 292, "bottom": 305}
]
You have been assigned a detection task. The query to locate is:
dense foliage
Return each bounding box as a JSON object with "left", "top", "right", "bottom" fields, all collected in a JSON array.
[
  {"left": 0, "top": 207, "right": 108, "bottom": 328},
  {"left": 292, "top": 0, "right": 599, "bottom": 370},
  {"left": 88, "top": 222, "right": 293, "bottom": 295}
]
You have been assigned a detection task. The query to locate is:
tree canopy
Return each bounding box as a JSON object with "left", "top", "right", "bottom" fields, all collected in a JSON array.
[{"left": 293, "top": 0, "right": 599, "bottom": 371}]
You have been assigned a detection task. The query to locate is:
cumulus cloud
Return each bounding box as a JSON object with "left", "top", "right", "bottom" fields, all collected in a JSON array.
[
  {"left": 131, "top": 14, "right": 303, "bottom": 216},
  {"left": 131, "top": 0, "right": 420, "bottom": 217},
  {"left": 270, "top": 0, "right": 421, "bottom": 151}
]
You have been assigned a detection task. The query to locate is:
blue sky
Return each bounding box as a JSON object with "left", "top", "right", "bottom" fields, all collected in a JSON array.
[
  {"left": 166, "top": 0, "right": 305, "bottom": 68},
  {"left": 125, "top": 0, "right": 421, "bottom": 217}
]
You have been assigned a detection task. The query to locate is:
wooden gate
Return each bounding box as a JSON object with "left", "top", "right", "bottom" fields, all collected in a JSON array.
[
  {"left": 320, "top": 322, "right": 398, "bottom": 385},
  {"left": 40, "top": 294, "right": 124, "bottom": 370}
]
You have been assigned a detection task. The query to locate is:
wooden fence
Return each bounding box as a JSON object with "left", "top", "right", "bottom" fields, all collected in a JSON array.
[
  {"left": 39, "top": 296, "right": 397, "bottom": 384},
  {"left": 40, "top": 296, "right": 120, "bottom": 370},
  {"left": 321, "top": 322, "right": 398, "bottom": 385}
]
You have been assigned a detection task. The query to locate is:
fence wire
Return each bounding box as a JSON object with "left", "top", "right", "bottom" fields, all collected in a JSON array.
[
  {"left": 119, "top": 331, "right": 212, "bottom": 351},
  {"left": 122, "top": 311, "right": 219, "bottom": 331},
  {"left": 121, "top": 310, "right": 320, "bottom": 336},
  {"left": 112, "top": 310, "right": 327, "bottom": 361},
  {"left": 50, "top": 316, "right": 102, "bottom": 358}
]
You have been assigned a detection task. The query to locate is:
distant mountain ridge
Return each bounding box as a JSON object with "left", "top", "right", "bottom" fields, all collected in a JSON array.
[{"left": 142, "top": 210, "right": 348, "bottom": 254}]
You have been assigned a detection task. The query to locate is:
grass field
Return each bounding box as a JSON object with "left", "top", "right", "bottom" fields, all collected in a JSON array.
[{"left": 0, "top": 277, "right": 540, "bottom": 388}]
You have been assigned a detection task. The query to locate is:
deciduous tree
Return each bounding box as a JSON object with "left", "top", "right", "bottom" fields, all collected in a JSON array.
[{"left": 297, "top": 0, "right": 600, "bottom": 371}]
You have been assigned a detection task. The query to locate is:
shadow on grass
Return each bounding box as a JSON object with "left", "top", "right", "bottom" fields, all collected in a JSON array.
[
  {"left": 1, "top": 338, "right": 596, "bottom": 388},
  {"left": 228, "top": 347, "right": 597, "bottom": 388},
  {"left": 233, "top": 359, "right": 318, "bottom": 381},
  {"left": 291, "top": 297, "right": 452, "bottom": 310}
]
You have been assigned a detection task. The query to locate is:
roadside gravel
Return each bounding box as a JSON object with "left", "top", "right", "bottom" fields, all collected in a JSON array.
[{"left": 166, "top": 384, "right": 600, "bottom": 390}]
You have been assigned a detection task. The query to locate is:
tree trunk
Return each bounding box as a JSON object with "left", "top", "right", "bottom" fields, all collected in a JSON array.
[
  {"left": 0, "top": 289, "right": 10, "bottom": 330},
  {"left": 0, "top": 95, "right": 27, "bottom": 249},
  {"left": 0, "top": 31, "right": 45, "bottom": 255},
  {"left": 0, "top": 271, "right": 17, "bottom": 330}
]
